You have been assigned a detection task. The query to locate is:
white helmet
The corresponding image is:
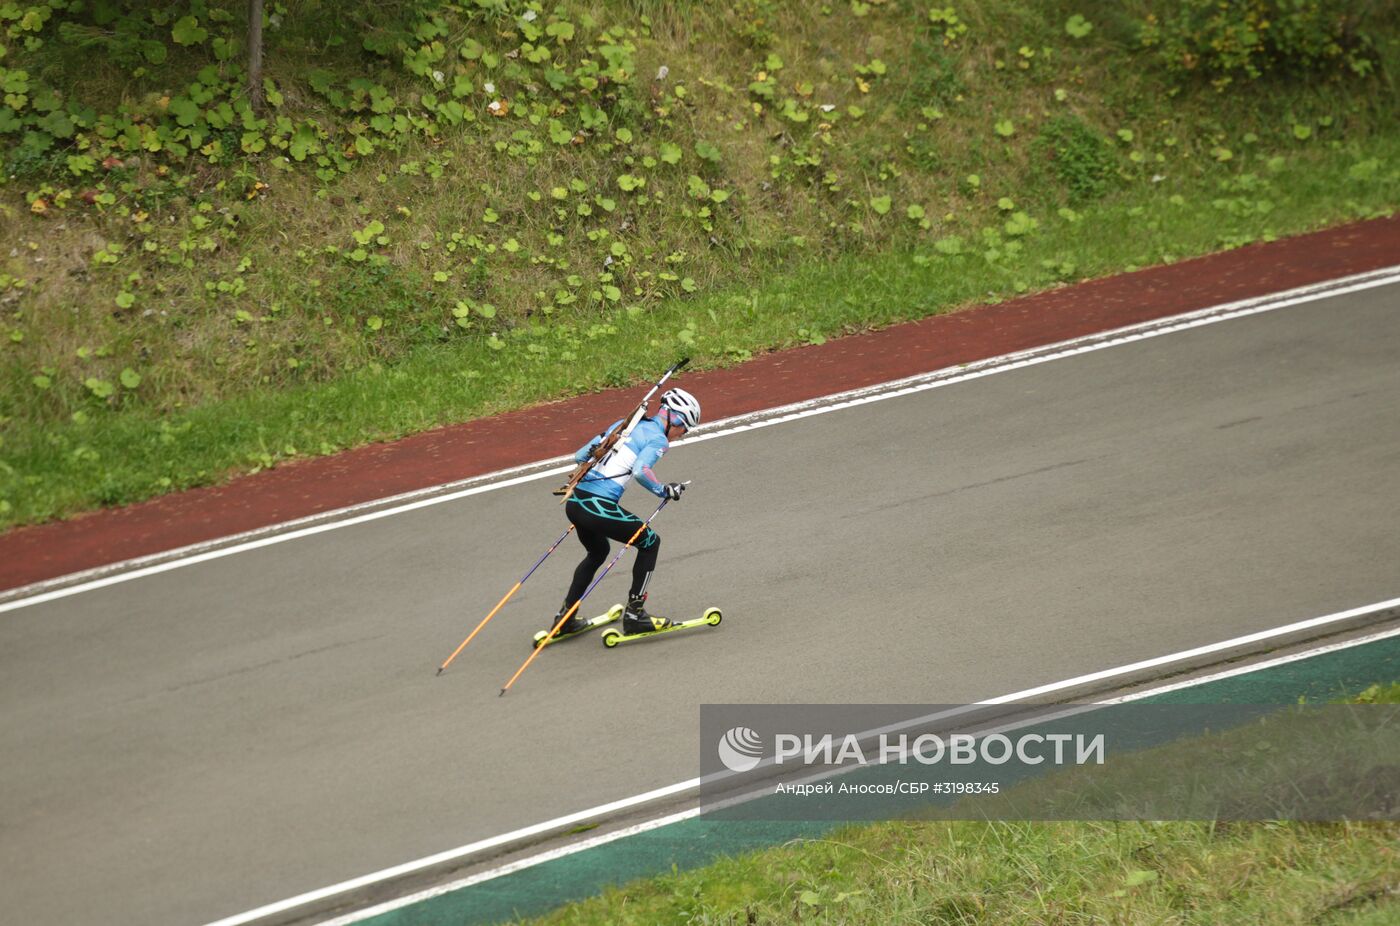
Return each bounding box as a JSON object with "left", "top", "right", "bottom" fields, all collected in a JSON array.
[{"left": 661, "top": 387, "right": 701, "bottom": 430}]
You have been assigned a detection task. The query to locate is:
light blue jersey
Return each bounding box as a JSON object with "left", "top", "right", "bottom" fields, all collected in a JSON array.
[{"left": 575, "top": 417, "right": 670, "bottom": 502}]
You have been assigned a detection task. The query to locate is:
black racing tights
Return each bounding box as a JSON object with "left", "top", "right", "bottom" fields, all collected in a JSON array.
[{"left": 562, "top": 491, "right": 660, "bottom": 610}]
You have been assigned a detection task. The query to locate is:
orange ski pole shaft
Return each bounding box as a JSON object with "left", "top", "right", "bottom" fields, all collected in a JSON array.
[
  {"left": 436, "top": 524, "right": 575, "bottom": 676},
  {"left": 499, "top": 498, "right": 671, "bottom": 696}
]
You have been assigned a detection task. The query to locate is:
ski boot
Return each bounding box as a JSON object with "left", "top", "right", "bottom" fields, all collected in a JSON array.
[
  {"left": 622, "top": 593, "right": 673, "bottom": 635},
  {"left": 553, "top": 604, "right": 592, "bottom": 637}
]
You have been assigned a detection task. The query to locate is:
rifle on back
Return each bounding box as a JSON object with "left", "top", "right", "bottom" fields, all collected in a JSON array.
[{"left": 553, "top": 357, "right": 691, "bottom": 502}]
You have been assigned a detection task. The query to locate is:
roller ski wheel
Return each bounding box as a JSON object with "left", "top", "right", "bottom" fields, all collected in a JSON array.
[
  {"left": 601, "top": 607, "right": 723, "bottom": 648},
  {"left": 533, "top": 604, "right": 623, "bottom": 649}
]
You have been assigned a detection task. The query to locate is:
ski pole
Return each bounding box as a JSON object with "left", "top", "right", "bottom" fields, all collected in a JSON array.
[
  {"left": 498, "top": 497, "right": 672, "bottom": 696},
  {"left": 436, "top": 524, "right": 576, "bottom": 676}
]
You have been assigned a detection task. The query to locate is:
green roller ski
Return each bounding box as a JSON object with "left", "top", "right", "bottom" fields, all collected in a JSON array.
[
  {"left": 532, "top": 604, "right": 623, "bottom": 649},
  {"left": 600, "top": 607, "right": 723, "bottom": 648}
]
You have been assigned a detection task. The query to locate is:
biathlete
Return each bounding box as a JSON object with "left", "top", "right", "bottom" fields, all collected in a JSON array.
[{"left": 553, "top": 387, "right": 702, "bottom": 637}]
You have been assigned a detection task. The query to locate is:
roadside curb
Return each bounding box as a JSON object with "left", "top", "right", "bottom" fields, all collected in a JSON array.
[
  {"left": 256, "top": 607, "right": 1400, "bottom": 926},
  {"left": 3, "top": 214, "right": 1398, "bottom": 593},
  {"left": 7, "top": 266, "right": 1396, "bottom": 614}
]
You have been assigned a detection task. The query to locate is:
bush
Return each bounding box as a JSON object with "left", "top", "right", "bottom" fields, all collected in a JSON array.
[
  {"left": 904, "top": 35, "right": 965, "bottom": 109},
  {"left": 1032, "top": 115, "right": 1117, "bottom": 203},
  {"left": 1139, "top": 0, "right": 1381, "bottom": 89}
]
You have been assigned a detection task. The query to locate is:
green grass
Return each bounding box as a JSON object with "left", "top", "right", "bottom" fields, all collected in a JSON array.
[
  {"left": 2, "top": 1, "right": 1399, "bottom": 529},
  {"left": 514, "top": 683, "right": 1400, "bottom": 925},
  {"left": 2, "top": 129, "right": 1397, "bottom": 529},
  {"left": 1350, "top": 681, "right": 1400, "bottom": 704},
  {"left": 517, "top": 820, "right": 1399, "bottom": 925}
]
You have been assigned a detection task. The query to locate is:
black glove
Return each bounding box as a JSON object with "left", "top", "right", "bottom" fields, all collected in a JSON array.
[{"left": 662, "top": 482, "right": 686, "bottom": 501}]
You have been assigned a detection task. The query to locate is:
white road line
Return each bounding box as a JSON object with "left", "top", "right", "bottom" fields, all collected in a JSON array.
[
  {"left": 1098, "top": 621, "right": 1400, "bottom": 703},
  {"left": 313, "top": 808, "right": 702, "bottom": 926},
  {"left": 199, "top": 779, "right": 697, "bottom": 926},
  {"left": 6, "top": 265, "right": 1399, "bottom": 616},
  {"left": 693, "top": 621, "right": 1400, "bottom": 829},
  {"left": 202, "top": 594, "right": 1400, "bottom": 926}
]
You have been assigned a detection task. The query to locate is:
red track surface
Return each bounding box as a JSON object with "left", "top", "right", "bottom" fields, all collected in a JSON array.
[{"left": 4, "top": 216, "right": 1398, "bottom": 593}]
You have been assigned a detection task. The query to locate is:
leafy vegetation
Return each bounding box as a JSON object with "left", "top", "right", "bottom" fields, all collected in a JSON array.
[
  {"left": 1031, "top": 114, "right": 1117, "bottom": 203},
  {"left": 1140, "top": 0, "right": 1385, "bottom": 89},
  {"left": 516, "top": 679, "right": 1400, "bottom": 925},
  {"left": 1, "top": 0, "right": 1398, "bottom": 528},
  {"left": 517, "top": 819, "right": 1400, "bottom": 925}
]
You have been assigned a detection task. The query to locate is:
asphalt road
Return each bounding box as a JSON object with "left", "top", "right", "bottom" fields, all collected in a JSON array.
[{"left": 3, "top": 281, "right": 1398, "bottom": 925}]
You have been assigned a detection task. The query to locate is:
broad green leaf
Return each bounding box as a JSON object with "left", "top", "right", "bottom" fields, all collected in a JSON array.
[
  {"left": 1004, "top": 211, "right": 1039, "bottom": 237},
  {"left": 169, "top": 97, "right": 201, "bottom": 127},
  {"left": 309, "top": 70, "right": 336, "bottom": 94},
  {"left": 694, "top": 141, "right": 722, "bottom": 164},
  {"left": 171, "top": 16, "right": 207, "bottom": 46},
  {"left": 1349, "top": 158, "right": 1381, "bottom": 181}
]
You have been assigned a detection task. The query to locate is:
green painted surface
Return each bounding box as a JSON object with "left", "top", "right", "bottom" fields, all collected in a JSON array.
[
  {"left": 1146, "top": 634, "right": 1400, "bottom": 704},
  {"left": 365, "top": 634, "right": 1400, "bottom": 925}
]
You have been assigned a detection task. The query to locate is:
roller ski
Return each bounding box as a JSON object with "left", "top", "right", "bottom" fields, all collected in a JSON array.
[
  {"left": 532, "top": 604, "right": 623, "bottom": 649},
  {"left": 600, "top": 595, "right": 723, "bottom": 648}
]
